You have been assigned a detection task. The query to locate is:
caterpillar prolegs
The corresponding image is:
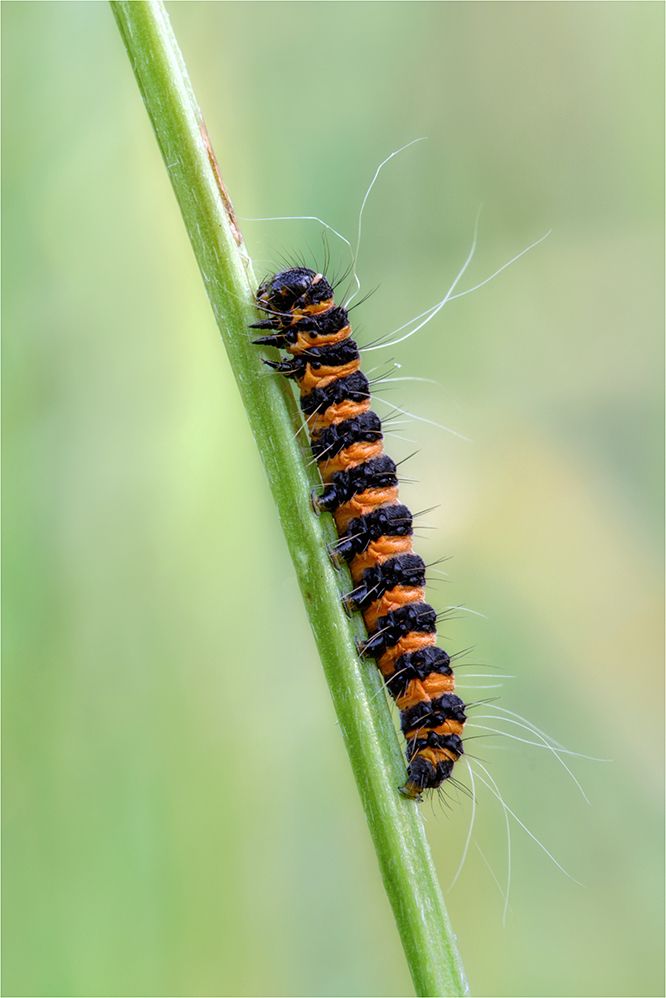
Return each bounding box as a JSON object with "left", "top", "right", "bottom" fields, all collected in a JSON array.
[{"left": 252, "top": 267, "right": 466, "bottom": 800}]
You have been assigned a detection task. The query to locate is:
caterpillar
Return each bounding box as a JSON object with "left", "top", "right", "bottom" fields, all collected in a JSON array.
[{"left": 251, "top": 266, "right": 467, "bottom": 801}]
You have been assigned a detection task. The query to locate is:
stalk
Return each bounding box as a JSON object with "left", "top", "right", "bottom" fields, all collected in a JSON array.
[{"left": 110, "top": 3, "right": 468, "bottom": 995}]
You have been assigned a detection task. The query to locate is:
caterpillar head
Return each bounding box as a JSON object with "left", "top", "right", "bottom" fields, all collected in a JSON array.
[
  {"left": 256, "top": 268, "right": 334, "bottom": 317},
  {"left": 253, "top": 268, "right": 343, "bottom": 348}
]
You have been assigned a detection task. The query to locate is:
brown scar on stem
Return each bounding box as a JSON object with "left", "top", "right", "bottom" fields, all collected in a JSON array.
[{"left": 200, "top": 121, "right": 243, "bottom": 249}]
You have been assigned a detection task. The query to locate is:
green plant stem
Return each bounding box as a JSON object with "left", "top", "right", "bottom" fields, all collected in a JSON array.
[{"left": 110, "top": 3, "right": 468, "bottom": 995}]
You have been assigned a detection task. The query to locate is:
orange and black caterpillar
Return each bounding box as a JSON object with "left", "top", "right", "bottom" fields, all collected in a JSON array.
[{"left": 252, "top": 267, "right": 466, "bottom": 800}]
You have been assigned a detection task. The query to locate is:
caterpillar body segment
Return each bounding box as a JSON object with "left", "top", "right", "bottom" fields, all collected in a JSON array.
[{"left": 253, "top": 268, "right": 466, "bottom": 800}]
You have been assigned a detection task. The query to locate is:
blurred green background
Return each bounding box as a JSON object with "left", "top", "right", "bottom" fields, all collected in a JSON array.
[{"left": 3, "top": 2, "right": 663, "bottom": 996}]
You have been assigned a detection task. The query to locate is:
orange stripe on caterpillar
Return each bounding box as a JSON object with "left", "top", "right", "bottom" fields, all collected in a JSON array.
[
  {"left": 363, "top": 586, "right": 427, "bottom": 632},
  {"left": 289, "top": 300, "right": 335, "bottom": 322},
  {"left": 405, "top": 719, "right": 465, "bottom": 741},
  {"left": 333, "top": 488, "right": 400, "bottom": 532},
  {"left": 349, "top": 535, "right": 415, "bottom": 583},
  {"left": 298, "top": 358, "right": 362, "bottom": 394},
  {"left": 307, "top": 398, "right": 372, "bottom": 437},
  {"left": 395, "top": 679, "right": 433, "bottom": 711},
  {"left": 377, "top": 632, "right": 438, "bottom": 676},
  {"left": 422, "top": 672, "right": 457, "bottom": 697},
  {"left": 334, "top": 494, "right": 400, "bottom": 532},
  {"left": 412, "top": 746, "right": 459, "bottom": 768},
  {"left": 318, "top": 440, "right": 385, "bottom": 480},
  {"left": 287, "top": 325, "right": 352, "bottom": 354}
]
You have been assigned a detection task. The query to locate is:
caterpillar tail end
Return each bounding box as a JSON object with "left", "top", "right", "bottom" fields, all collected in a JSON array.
[{"left": 398, "top": 780, "right": 424, "bottom": 803}]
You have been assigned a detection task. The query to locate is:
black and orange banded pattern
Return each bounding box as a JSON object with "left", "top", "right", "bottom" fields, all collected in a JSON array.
[{"left": 252, "top": 268, "right": 466, "bottom": 800}]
